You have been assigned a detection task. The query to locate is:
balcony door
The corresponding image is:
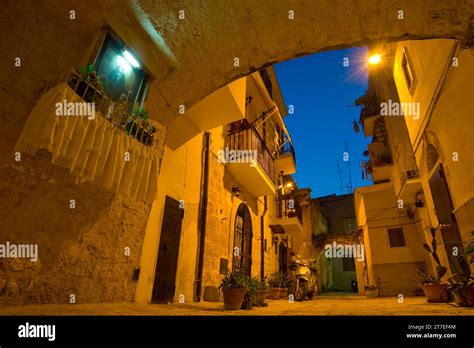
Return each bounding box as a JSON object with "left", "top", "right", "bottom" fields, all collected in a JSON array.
[
  {"left": 232, "top": 203, "right": 252, "bottom": 276},
  {"left": 428, "top": 164, "right": 467, "bottom": 275}
]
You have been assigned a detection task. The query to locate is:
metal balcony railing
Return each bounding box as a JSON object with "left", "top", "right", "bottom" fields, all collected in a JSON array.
[
  {"left": 276, "top": 194, "right": 303, "bottom": 225},
  {"left": 356, "top": 91, "right": 380, "bottom": 124},
  {"left": 277, "top": 140, "right": 296, "bottom": 166},
  {"left": 43, "top": 68, "right": 156, "bottom": 146},
  {"left": 228, "top": 126, "right": 275, "bottom": 183}
]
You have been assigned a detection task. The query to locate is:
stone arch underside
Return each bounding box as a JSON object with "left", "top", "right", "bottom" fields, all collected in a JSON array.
[{"left": 132, "top": 0, "right": 473, "bottom": 129}]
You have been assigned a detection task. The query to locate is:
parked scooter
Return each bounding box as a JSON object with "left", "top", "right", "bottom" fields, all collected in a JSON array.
[{"left": 290, "top": 258, "right": 317, "bottom": 301}]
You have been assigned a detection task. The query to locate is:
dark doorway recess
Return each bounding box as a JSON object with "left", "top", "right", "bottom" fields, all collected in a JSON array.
[
  {"left": 232, "top": 203, "right": 253, "bottom": 276},
  {"left": 428, "top": 164, "right": 468, "bottom": 275},
  {"left": 279, "top": 241, "right": 288, "bottom": 275},
  {"left": 152, "top": 196, "right": 184, "bottom": 303}
]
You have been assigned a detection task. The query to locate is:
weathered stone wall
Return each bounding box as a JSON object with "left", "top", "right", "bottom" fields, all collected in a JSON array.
[
  {"left": 0, "top": 152, "right": 153, "bottom": 305},
  {"left": 134, "top": 0, "right": 473, "bottom": 127},
  {"left": 0, "top": 0, "right": 167, "bottom": 305},
  {"left": 203, "top": 130, "right": 261, "bottom": 287},
  {"left": 372, "top": 262, "right": 425, "bottom": 297}
]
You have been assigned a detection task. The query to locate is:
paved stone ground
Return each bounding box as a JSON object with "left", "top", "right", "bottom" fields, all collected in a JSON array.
[{"left": 1, "top": 294, "right": 473, "bottom": 316}]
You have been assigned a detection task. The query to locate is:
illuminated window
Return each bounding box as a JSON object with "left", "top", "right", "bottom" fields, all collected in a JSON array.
[
  {"left": 95, "top": 34, "right": 149, "bottom": 112},
  {"left": 388, "top": 227, "right": 406, "bottom": 247}
]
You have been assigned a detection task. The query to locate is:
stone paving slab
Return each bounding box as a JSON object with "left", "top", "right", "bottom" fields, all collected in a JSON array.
[{"left": 1, "top": 296, "right": 473, "bottom": 316}]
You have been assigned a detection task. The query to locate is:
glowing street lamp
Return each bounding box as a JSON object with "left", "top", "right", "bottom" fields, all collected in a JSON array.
[{"left": 368, "top": 53, "right": 382, "bottom": 65}]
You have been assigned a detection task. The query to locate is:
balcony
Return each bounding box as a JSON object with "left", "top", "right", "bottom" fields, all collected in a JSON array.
[
  {"left": 392, "top": 144, "right": 422, "bottom": 203},
  {"left": 226, "top": 126, "right": 276, "bottom": 196},
  {"left": 14, "top": 68, "right": 160, "bottom": 203},
  {"left": 398, "top": 167, "right": 422, "bottom": 204},
  {"left": 364, "top": 159, "right": 392, "bottom": 184},
  {"left": 356, "top": 92, "right": 381, "bottom": 137},
  {"left": 269, "top": 194, "right": 304, "bottom": 235},
  {"left": 49, "top": 68, "right": 157, "bottom": 146},
  {"left": 274, "top": 140, "right": 296, "bottom": 175}
]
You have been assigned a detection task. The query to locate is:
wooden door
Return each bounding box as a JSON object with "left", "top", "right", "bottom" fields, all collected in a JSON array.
[{"left": 151, "top": 196, "right": 184, "bottom": 303}]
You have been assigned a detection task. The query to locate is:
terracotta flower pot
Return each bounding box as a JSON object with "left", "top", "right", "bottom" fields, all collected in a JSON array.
[
  {"left": 255, "top": 290, "right": 271, "bottom": 305},
  {"left": 280, "top": 288, "right": 289, "bottom": 299},
  {"left": 421, "top": 283, "right": 448, "bottom": 303},
  {"left": 270, "top": 287, "right": 282, "bottom": 300},
  {"left": 222, "top": 287, "right": 247, "bottom": 310}
]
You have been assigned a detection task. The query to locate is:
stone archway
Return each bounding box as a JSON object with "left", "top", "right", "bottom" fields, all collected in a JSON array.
[{"left": 132, "top": 0, "right": 474, "bottom": 127}]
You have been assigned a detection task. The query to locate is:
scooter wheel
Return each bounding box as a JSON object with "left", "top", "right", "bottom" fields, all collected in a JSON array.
[{"left": 295, "top": 280, "right": 308, "bottom": 301}]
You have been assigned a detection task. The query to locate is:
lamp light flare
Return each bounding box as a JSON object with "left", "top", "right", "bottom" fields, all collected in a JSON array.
[
  {"left": 116, "top": 55, "right": 132, "bottom": 74},
  {"left": 123, "top": 50, "right": 140, "bottom": 68},
  {"left": 368, "top": 53, "right": 382, "bottom": 65}
]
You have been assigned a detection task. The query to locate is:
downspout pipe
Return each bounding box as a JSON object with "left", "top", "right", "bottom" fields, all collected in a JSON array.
[
  {"left": 260, "top": 196, "right": 268, "bottom": 279},
  {"left": 194, "top": 132, "right": 210, "bottom": 302}
]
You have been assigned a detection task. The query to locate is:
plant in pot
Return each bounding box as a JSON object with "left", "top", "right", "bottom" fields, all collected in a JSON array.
[
  {"left": 241, "top": 276, "right": 260, "bottom": 310},
  {"left": 444, "top": 240, "right": 474, "bottom": 307},
  {"left": 219, "top": 270, "right": 248, "bottom": 310},
  {"left": 419, "top": 228, "right": 448, "bottom": 303},
  {"left": 75, "top": 64, "right": 105, "bottom": 102},
  {"left": 253, "top": 278, "right": 271, "bottom": 307},
  {"left": 445, "top": 274, "right": 474, "bottom": 307},
  {"left": 268, "top": 272, "right": 284, "bottom": 300}
]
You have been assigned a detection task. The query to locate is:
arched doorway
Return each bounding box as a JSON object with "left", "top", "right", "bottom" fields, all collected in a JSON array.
[{"left": 232, "top": 203, "right": 253, "bottom": 276}]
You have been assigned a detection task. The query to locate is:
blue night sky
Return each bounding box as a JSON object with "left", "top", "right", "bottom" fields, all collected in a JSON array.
[{"left": 274, "top": 47, "right": 372, "bottom": 198}]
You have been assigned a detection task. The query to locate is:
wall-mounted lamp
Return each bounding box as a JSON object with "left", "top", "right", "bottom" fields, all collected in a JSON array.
[{"left": 232, "top": 185, "right": 241, "bottom": 197}]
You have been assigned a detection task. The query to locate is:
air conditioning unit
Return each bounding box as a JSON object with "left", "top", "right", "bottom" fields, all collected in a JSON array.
[{"left": 406, "top": 169, "right": 417, "bottom": 179}]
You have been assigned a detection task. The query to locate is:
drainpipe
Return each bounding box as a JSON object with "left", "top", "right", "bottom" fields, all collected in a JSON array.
[
  {"left": 260, "top": 196, "right": 268, "bottom": 279},
  {"left": 194, "top": 132, "right": 210, "bottom": 302}
]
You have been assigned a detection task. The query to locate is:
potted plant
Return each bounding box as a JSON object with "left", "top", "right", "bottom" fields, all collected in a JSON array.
[
  {"left": 254, "top": 278, "right": 271, "bottom": 307},
  {"left": 241, "top": 276, "right": 260, "bottom": 310},
  {"left": 445, "top": 275, "right": 474, "bottom": 307},
  {"left": 444, "top": 240, "right": 474, "bottom": 307},
  {"left": 268, "top": 272, "right": 284, "bottom": 300},
  {"left": 419, "top": 228, "right": 448, "bottom": 303},
  {"left": 75, "top": 64, "right": 104, "bottom": 102},
  {"left": 268, "top": 272, "right": 285, "bottom": 300},
  {"left": 219, "top": 270, "right": 248, "bottom": 310}
]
